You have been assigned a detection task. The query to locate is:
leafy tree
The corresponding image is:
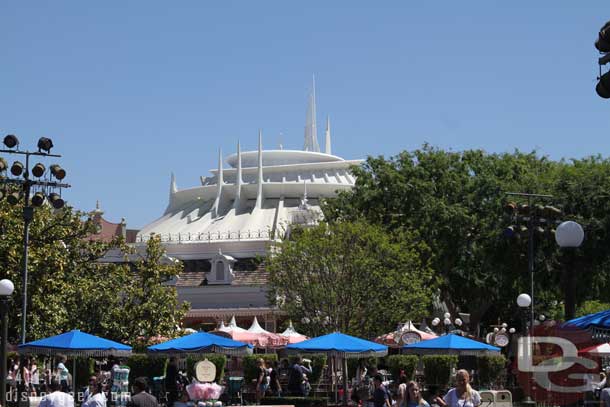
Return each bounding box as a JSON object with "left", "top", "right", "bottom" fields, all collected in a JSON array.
[
  {"left": 267, "top": 221, "right": 434, "bottom": 338},
  {"left": 0, "top": 196, "right": 188, "bottom": 343},
  {"left": 575, "top": 300, "right": 610, "bottom": 318}
]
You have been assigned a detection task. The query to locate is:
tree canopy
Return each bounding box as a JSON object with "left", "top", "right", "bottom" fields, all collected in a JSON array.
[
  {"left": 0, "top": 198, "right": 188, "bottom": 344},
  {"left": 267, "top": 220, "right": 434, "bottom": 338},
  {"left": 321, "top": 146, "right": 610, "bottom": 331}
]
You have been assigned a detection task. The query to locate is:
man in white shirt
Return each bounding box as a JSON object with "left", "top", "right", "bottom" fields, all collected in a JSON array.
[{"left": 39, "top": 379, "right": 74, "bottom": 407}]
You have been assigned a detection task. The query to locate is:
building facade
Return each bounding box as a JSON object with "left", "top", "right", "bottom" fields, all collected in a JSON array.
[{"left": 135, "top": 83, "right": 362, "bottom": 331}]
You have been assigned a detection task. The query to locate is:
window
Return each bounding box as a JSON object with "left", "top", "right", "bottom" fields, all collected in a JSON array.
[{"left": 216, "top": 261, "right": 225, "bottom": 281}]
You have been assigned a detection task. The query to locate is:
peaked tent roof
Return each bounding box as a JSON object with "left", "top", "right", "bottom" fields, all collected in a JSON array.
[
  {"left": 578, "top": 343, "right": 610, "bottom": 356},
  {"left": 247, "top": 317, "right": 270, "bottom": 334},
  {"left": 147, "top": 331, "right": 252, "bottom": 356},
  {"left": 286, "top": 332, "right": 388, "bottom": 358},
  {"left": 403, "top": 334, "right": 500, "bottom": 356},
  {"left": 18, "top": 330, "right": 132, "bottom": 357},
  {"left": 280, "top": 321, "right": 308, "bottom": 344}
]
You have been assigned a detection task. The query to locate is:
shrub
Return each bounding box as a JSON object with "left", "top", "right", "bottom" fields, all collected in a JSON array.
[
  {"left": 309, "top": 355, "right": 327, "bottom": 384},
  {"left": 386, "top": 355, "right": 418, "bottom": 380},
  {"left": 422, "top": 355, "right": 457, "bottom": 388},
  {"left": 477, "top": 355, "right": 506, "bottom": 389},
  {"left": 243, "top": 354, "right": 278, "bottom": 383},
  {"left": 126, "top": 354, "right": 168, "bottom": 386},
  {"left": 261, "top": 396, "right": 327, "bottom": 407},
  {"left": 186, "top": 354, "right": 227, "bottom": 382}
]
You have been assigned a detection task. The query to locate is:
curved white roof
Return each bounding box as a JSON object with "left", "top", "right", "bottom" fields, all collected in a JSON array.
[{"left": 226, "top": 150, "right": 343, "bottom": 168}]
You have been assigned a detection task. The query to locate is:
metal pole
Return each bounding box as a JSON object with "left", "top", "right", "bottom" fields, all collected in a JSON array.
[
  {"left": 1, "top": 298, "right": 8, "bottom": 406},
  {"left": 527, "top": 196, "right": 534, "bottom": 335},
  {"left": 20, "top": 152, "right": 32, "bottom": 346}
]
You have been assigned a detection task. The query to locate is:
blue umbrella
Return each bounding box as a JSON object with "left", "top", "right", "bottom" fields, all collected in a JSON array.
[
  {"left": 147, "top": 331, "right": 253, "bottom": 356},
  {"left": 19, "top": 329, "right": 132, "bottom": 357},
  {"left": 562, "top": 308, "right": 610, "bottom": 339},
  {"left": 403, "top": 334, "right": 500, "bottom": 356},
  {"left": 286, "top": 332, "right": 388, "bottom": 358}
]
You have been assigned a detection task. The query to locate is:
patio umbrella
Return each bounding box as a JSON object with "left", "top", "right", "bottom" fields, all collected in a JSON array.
[
  {"left": 563, "top": 309, "right": 610, "bottom": 339},
  {"left": 287, "top": 332, "right": 388, "bottom": 405},
  {"left": 147, "top": 331, "right": 253, "bottom": 356},
  {"left": 402, "top": 333, "right": 500, "bottom": 355},
  {"left": 19, "top": 329, "right": 132, "bottom": 395},
  {"left": 579, "top": 343, "right": 610, "bottom": 356}
]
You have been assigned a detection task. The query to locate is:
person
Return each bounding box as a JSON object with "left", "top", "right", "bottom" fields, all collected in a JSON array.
[
  {"left": 443, "top": 370, "right": 481, "bottom": 407},
  {"left": 288, "top": 356, "right": 312, "bottom": 396},
  {"left": 396, "top": 375, "right": 408, "bottom": 407},
  {"left": 38, "top": 378, "right": 74, "bottom": 407},
  {"left": 255, "top": 358, "right": 269, "bottom": 403},
  {"left": 83, "top": 379, "right": 107, "bottom": 407},
  {"left": 30, "top": 359, "right": 40, "bottom": 396},
  {"left": 268, "top": 360, "right": 282, "bottom": 397},
  {"left": 83, "top": 376, "right": 99, "bottom": 403},
  {"left": 406, "top": 381, "right": 429, "bottom": 407},
  {"left": 165, "top": 357, "right": 179, "bottom": 407},
  {"left": 429, "top": 387, "right": 447, "bottom": 407},
  {"left": 372, "top": 374, "right": 391, "bottom": 407},
  {"left": 127, "top": 377, "right": 158, "bottom": 407},
  {"left": 56, "top": 356, "right": 70, "bottom": 393}
]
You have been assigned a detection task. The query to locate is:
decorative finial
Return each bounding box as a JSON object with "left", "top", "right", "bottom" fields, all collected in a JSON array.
[
  {"left": 303, "top": 75, "right": 320, "bottom": 152},
  {"left": 325, "top": 116, "right": 331, "bottom": 155}
]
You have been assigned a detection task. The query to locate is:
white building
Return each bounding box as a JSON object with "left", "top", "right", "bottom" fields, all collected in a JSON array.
[{"left": 136, "top": 82, "right": 362, "bottom": 331}]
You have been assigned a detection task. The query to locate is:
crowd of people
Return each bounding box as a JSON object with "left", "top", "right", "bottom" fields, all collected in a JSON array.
[{"left": 254, "top": 356, "right": 313, "bottom": 403}]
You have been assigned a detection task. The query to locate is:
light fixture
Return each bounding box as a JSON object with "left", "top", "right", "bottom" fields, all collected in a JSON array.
[
  {"left": 31, "top": 192, "right": 45, "bottom": 207},
  {"left": 443, "top": 317, "right": 451, "bottom": 326},
  {"left": 10, "top": 161, "right": 23, "bottom": 176},
  {"left": 7, "top": 192, "right": 21, "bottom": 206},
  {"left": 596, "top": 21, "right": 610, "bottom": 53},
  {"left": 3, "top": 135, "right": 19, "bottom": 149},
  {"left": 431, "top": 317, "right": 440, "bottom": 326},
  {"left": 494, "top": 327, "right": 499, "bottom": 333},
  {"left": 48, "top": 193, "right": 64, "bottom": 209},
  {"left": 555, "top": 221, "right": 585, "bottom": 248},
  {"left": 443, "top": 312, "right": 451, "bottom": 319},
  {"left": 0, "top": 279, "right": 14, "bottom": 297},
  {"left": 50, "top": 164, "right": 66, "bottom": 180},
  {"left": 37, "top": 137, "right": 53, "bottom": 153},
  {"left": 509, "top": 327, "right": 516, "bottom": 334},
  {"left": 503, "top": 225, "right": 516, "bottom": 238},
  {"left": 32, "top": 163, "right": 45, "bottom": 178},
  {"left": 455, "top": 318, "right": 463, "bottom": 327},
  {"left": 501, "top": 322, "right": 508, "bottom": 328},
  {"left": 517, "top": 293, "right": 532, "bottom": 308},
  {"left": 597, "top": 71, "right": 610, "bottom": 99},
  {"left": 539, "top": 314, "right": 546, "bottom": 322}
]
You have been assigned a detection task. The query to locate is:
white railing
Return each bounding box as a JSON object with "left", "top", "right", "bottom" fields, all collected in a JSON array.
[{"left": 135, "top": 229, "right": 272, "bottom": 243}]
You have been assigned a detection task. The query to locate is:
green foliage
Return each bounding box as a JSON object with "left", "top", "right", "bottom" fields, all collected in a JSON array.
[
  {"left": 386, "top": 355, "right": 419, "bottom": 380},
  {"left": 73, "top": 357, "right": 96, "bottom": 389},
  {"left": 576, "top": 300, "right": 610, "bottom": 317},
  {"left": 242, "top": 354, "right": 278, "bottom": 383},
  {"left": 261, "top": 397, "right": 327, "bottom": 407},
  {"left": 422, "top": 355, "right": 458, "bottom": 388},
  {"left": 126, "top": 354, "right": 168, "bottom": 385},
  {"left": 477, "top": 355, "right": 506, "bottom": 389},
  {"left": 267, "top": 220, "right": 434, "bottom": 338},
  {"left": 309, "top": 355, "right": 327, "bottom": 384},
  {"left": 186, "top": 354, "right": 227, "bottom": 382},
  {"left": 0, "top": 195, "right": 189, "bottom": 343}
]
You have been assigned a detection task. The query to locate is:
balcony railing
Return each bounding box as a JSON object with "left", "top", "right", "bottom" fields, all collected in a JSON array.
[{"left": 135, "top": 229, "right": 272, "bottom": 243}]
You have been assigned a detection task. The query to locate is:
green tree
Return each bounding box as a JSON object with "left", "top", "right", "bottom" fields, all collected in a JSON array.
[
  {"left": 0, "top": 196, "right": 188, "bottom": 343},
  {"left": 267, "top": 221, "right": 434, "bottom": 338},
  {"left": 323, "top": 146, "right": 561, "bottom": 331}
]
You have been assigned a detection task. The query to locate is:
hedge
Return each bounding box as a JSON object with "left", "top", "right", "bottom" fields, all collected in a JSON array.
[
  {"left": 243, "top": 354, "right": 278, "bottom": 383},
  {"left": 386, "top": 355, "right": 418, "bottom": 380},
  {"left": 261, "top": 396, "right": 327, "bottom": 407},
  {"left": 477, "top": 355, "right": 506, "bottom": 389},
  {"left": 126, "top": 354, "right": 168, "bottom": 386},
  {"left": 422, "top": 355, "right": 457, "bottom": 388},
  {"left": 186, "top": 354, "right": 227, "bottom": 382}
]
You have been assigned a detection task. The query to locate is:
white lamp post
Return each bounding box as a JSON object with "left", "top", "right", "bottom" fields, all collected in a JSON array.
[
  {"left": 0, "top": 279, "right": 14, "bottom": 406},
  {"left": 517, "top": 293, "right": 532, "bottom": 333},
  {"left": 555, "top": 221, "right": 584, "bottom": 320}
]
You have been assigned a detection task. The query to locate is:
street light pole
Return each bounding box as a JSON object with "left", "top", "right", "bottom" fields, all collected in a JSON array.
[{"left": 0, "top": 279, "right": 15, "bottom": 406}]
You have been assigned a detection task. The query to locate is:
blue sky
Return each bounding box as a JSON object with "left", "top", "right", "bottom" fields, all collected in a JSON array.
[{"left": 1, "top": 2, "right": 609, "bottom": 228}]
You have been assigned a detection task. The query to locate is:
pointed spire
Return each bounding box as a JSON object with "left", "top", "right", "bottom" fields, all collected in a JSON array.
[
  {"left": 233, "top": 140, "right": 242, "bottom": 210},
  {"left": 324, "top": 116, "right": 331, "bottom": 155},
  {"left": 303, "top": 75, "right": 320, "bottom": 152},
  {"left": 211, "top": 148, "right": 224, "bottom": 218},
  {"left": 170, "top": 172, "right": 178, "bottom": 194},
  {"left": 255, "top": 130, "right": 264, "bottom": 209}
]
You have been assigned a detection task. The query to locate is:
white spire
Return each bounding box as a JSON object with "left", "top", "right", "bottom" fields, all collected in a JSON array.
[
  {"left": 233, "top": 140, "right": 242, "bottom": 210},
  {"left": 303, "top": 75, "right": 320, "bottom": 152},
  {"left": 255, "top": 130, "right": 264, "bottom": 209},
  {"left": 324, "top": 116, "right": 331, "bottom": 155},
  {"left": 170, "top": 172, "right": 178, "bottom": 195},
  {"left": 211, "top": 148, "right": 224, "bottom": 218}
]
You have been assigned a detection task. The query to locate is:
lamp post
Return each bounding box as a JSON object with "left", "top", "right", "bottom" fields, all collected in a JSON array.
[
  {"left": 555, "top": 220, "right": 585, "bottom": 320},
  {"left": 0, "top": 279, "right": 14, "bottom": 406},
  {"left": 431, "top": 313, "right": 463, "bottom": 335},
  {"left": 517, "top": 293, "right": 532, "bottom": 333}
]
